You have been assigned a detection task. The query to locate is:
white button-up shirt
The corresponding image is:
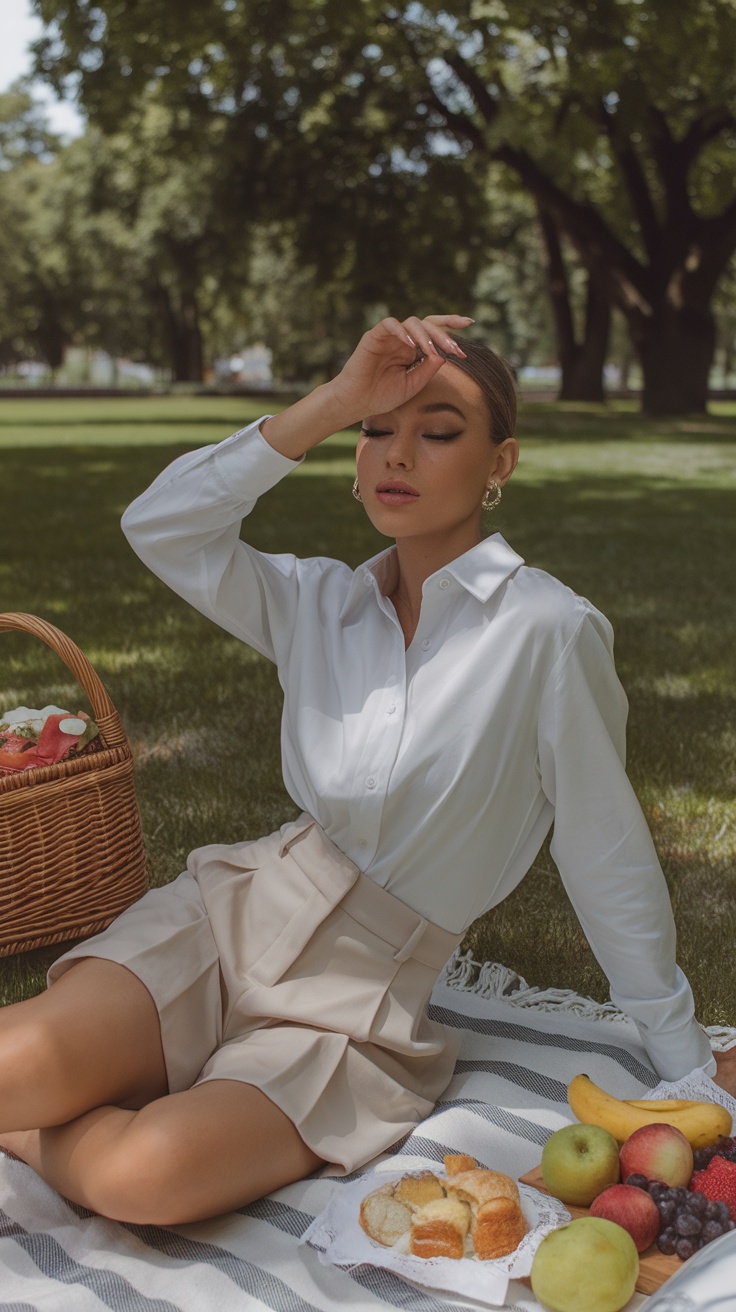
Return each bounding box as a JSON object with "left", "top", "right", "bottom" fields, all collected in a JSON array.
[{"left": 121, "top": 419, "right": 715, "bottom": 1080}]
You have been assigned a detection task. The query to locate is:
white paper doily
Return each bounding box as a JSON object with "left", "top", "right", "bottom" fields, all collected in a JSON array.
[{"left": 301, "top": 1156, "right": 571, "bottom": 1307}]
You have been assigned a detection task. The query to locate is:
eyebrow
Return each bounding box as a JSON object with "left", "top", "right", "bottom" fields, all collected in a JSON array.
[{"left": 417, "top": 402, "right": 467, "bottom": 420}]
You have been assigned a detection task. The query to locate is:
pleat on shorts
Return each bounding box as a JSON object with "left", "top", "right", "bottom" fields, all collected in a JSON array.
[{"left": 49, "top": 814, "right": 463, "bottom": 1174}]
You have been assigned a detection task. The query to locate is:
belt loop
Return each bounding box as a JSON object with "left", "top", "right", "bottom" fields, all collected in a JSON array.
[
  {"left": 393, "top": 916, "right": 429, "bottom": 964},
  {"left": 278, "top": 817, "right": 316, "bottom": 858}
]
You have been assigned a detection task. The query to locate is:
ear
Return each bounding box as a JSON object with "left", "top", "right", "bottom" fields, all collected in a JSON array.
[{"left": 491, "top": 438, "right": 519, "bottom": 488}]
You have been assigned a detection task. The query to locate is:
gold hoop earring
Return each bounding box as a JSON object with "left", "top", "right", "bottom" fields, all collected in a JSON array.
[
  {"left": 352, "top": 478, "right": 363, "bottom": 502},
  {"left": 482, "top": 481, "right": 502, "bottom": 512}
]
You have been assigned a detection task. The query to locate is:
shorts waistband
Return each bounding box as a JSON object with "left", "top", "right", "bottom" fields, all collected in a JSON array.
[{"left": 280, "top": 813, "right": 462, "bottom": 972}]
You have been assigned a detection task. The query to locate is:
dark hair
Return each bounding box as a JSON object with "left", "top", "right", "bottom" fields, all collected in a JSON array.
[{"left": 439, "top": 335, "right": 517, "bottom": 446}]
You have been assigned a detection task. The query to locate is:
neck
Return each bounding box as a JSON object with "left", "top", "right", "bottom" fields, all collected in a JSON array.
[{"left": 389, "top": 521, "right": 483, "bottom": 642}]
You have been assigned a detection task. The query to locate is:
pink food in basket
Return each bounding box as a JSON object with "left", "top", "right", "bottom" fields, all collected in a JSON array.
[{"left": 0, "top": 709, "right": 95, "bottom": 773}]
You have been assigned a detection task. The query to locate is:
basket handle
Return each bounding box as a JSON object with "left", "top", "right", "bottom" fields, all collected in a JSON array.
[{"left": 0, "top": 613, "right": 128, "bottom": 750}]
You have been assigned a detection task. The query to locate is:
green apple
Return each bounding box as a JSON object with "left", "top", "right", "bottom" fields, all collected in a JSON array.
[
  {"left": 541, "top": 1122, "right": 620, "bottom": 1207},
  {"left": 531, "top": 1217, "right": 639, "bottom": 1312}
]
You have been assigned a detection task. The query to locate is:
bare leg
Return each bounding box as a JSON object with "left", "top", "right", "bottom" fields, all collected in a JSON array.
[
  {"left": 6, "top": 1080, "right": 325, "bottom": 1225},
  {"left": 0, "top": 958, "right": 168, "bottom": 1131}
]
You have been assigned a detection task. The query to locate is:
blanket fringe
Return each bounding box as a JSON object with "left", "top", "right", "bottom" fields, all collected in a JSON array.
[{"left": 441, "top": 950, "right": 736, "bottom": 1051}]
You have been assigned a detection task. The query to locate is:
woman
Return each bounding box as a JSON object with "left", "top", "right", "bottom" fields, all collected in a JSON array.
[{"left": 1, "top": 314, "right": 733, "bottom": 1224}]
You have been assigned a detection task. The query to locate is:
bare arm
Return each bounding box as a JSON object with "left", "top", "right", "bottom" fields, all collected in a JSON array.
[{"left": 260, "top": 314, "right": 471, "bottom": 461}]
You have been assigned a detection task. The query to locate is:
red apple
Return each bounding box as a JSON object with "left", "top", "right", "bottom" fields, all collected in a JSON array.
[
  {"left": 589, "top": 1183, "right": 660, "bottom": 1253},
  {"left": 620, "top": 1122, "right": 693, "bottom": 1189}
]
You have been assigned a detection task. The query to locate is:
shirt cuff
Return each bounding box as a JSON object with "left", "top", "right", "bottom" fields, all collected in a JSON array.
[{"left": 212, "top": 417, "right": 304, "bottom": 502}]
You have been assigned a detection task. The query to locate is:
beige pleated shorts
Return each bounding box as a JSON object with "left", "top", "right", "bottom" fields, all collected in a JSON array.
[{"left": 48, "top": 814, "right": 463, "bottom": 1174}]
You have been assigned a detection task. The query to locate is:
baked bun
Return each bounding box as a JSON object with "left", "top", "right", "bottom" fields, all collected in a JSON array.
[
  {"left": 473, "top": 1195, "right": 528, "bottom": 1260},
  {"left": 359, "top": 1188, "right": 413, "bottom": 1247},
  {"left": 443, "top": 1154, "right": 477, "bottom": 1176},
  {"left": 445, "top": 1169, "right": 527, "bottom": 1259},
  {"left": 410, "top": 1197, "right": 471, "bottom": 1260},
  {"left": 395, "top": 1171, "right": 445, "bottom": 1208}
]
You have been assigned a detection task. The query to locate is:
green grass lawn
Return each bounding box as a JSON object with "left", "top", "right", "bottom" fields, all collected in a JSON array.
[{"left": 1, "top": 395, "right": 735, "bottom": 1026}]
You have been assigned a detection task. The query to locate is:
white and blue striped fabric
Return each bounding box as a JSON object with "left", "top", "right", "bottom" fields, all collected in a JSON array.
[{"left": 3, "top": 964, "right": 730, "bottom": 1312}]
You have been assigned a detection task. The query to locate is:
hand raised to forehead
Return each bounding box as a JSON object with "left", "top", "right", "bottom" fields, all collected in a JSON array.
[{"left": 330, "top": 315, "right": 472, "bottom": 423}]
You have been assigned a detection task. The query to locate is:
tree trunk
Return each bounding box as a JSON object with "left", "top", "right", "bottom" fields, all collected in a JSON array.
[
  {"left": 538, "top": 206, "right": 609, "bottom": 402},
  {"left": 169, "top": 292, "right": 204, "bottom": 383},
  {"left": 559, "top": 278, "right": 611, "bottom": 402},
  {"left": 633, "top": 304, "right": 715, "bottom": 416},
  {"left": 154, "top": 279, "right": 205, "bottom": 383}
]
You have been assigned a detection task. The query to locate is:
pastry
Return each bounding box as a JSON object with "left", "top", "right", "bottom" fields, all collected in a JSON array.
[
  {"left": 410, "top": 1196, "right": 472, "bottom": 1260},
  {"left": 395, "top": 1170, "right": 445, "bottom": 1208},
  {"left": 358, "top": 1163, "right": 527, "bottom": 1261},
  {"left": 443, "top": 1153, "right": 477, "bottom": 1176},
  {"left": 445, "top": 1168, "right": 527, "bottom": 1259}
]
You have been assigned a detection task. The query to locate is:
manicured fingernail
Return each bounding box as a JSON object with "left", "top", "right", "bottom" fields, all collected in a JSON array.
[
  {"left": 442, "top": 335, "right": 465, "bottom": 356},
  {"left": 406, "top": 333, "right": 416, "bottom": 347}
]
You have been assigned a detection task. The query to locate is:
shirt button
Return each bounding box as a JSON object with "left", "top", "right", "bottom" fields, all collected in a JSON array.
[
  {"left": 421, "top": 638, "right": 431, "bottom": 650},
  {"left": 366, "top": 775, "right": 377, "bottom": 789},
  {"left": 363, "top": 573, "right": 372, "bottom": 587},
  {"left": 439, "top": 578, "right": 450, "bottom": 589},
  {"left": 359, "top": 839, "right": 368, "bottom": 848},
  {"left": 387, "top": 703, "right": 397, "bottom": 715}
]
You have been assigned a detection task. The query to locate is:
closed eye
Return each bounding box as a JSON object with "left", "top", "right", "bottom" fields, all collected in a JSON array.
[{"left": 360, "top": 427, "right": 463, "bottom": 441}]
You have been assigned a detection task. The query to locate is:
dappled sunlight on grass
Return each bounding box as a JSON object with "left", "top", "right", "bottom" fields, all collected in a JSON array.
[{"left": 1, "top": 399, "right": 734, "bottom": 1019}]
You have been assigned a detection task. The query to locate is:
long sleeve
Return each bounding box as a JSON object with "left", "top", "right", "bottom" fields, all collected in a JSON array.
[
  {"left": 121, "top": 418, "right": 304, "bottom": 664},
  {"left": 537, "top": 608, "right": 715, "bottom": 1080}
]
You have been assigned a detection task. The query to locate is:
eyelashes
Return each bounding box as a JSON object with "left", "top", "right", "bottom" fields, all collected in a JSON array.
[{"left": 360, "top": 427, "right": 463, "bottom": 442}]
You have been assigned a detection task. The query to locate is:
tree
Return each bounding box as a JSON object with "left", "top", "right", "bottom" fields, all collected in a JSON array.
[
  {"left": 377, "top": 0, "right": 736, "bottom": 414},
  {"left": 35, "top": 0, "right": 736, "bottom": 412}
]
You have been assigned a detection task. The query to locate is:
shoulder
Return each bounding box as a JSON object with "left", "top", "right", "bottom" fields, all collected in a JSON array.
[{"left": 502, "top": 564, "right": 615, "bottom": 667}]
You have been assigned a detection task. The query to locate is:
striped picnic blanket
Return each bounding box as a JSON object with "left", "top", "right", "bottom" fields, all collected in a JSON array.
[{"left": 1, "top": 959, "right": 732, "bottom": 1312}]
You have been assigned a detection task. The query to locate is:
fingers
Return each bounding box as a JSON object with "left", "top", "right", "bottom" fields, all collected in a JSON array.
[{"left": 401, "top": 315, "right": 471, "bottom": 361}]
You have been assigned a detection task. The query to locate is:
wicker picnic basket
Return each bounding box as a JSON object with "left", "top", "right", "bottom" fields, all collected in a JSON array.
[{"left": 0, "top": 613, "right": 149, "bottom": 956}]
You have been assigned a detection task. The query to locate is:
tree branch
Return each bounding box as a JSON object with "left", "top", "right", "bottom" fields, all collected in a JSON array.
[
  {"left": 493, "top": 141, "right": 651, "bottom": 314},
  {"left": 443, "top": 50, "right": 502, "bottom": 126},
  {"left": 598, "top": 101, "right": 662, "bottom": 265}
]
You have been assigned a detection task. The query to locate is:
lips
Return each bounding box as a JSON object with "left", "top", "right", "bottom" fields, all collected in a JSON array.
[{"left": 376, "top": 481, "right": 419, "bottom": 496}]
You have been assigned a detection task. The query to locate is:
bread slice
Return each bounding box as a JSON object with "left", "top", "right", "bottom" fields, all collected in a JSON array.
[
  {"left": 410, "top": 1197, "right": 472, "bottom": 1260},
  {"left": 359, "top": 1189, "right": 413, "bottom": 1247}
]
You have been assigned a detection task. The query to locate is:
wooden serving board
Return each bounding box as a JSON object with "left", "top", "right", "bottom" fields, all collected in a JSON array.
[{"left": 519, "top": 1165, "right": 681, "bottom": 1296}]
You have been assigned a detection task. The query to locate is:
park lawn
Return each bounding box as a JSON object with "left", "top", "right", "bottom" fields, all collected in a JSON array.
[{"left": 1, "top": 395, "right": 735, "bottom": 1025}]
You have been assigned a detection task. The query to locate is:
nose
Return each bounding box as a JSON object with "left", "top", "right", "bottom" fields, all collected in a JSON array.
[{"left": 385, "top": 430, "right": 415, "bottom": 469}]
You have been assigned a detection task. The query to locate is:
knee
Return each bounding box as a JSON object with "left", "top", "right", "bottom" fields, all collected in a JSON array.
[
  {"left": 88, "top": 1119, "right": 197, "bottom": 1225},
  {"left": 0, "top": 1011, "right": 65, "bottom": 1103}
]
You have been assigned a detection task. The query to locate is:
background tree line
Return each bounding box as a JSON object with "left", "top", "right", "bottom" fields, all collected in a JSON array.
[{"left": 2, "top": 0, "right": 736, "bottom": 413}]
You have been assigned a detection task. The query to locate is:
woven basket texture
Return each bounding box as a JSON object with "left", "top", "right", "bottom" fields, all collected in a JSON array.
[{"left": 0, "top": 613, "right": 149, "bottom": 956}]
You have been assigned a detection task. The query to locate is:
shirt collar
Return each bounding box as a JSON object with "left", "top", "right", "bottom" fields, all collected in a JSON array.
[{"left": 339, "top": 533, "right": 525, "bottom": 620}]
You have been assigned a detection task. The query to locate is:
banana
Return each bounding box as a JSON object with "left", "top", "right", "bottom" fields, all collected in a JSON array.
[
  {"left": 568, "top": 1073, "right": 733, "bottom": 1149},
  {"left": 625, "top": 1098, "right": 698, "bottom": 1112}
]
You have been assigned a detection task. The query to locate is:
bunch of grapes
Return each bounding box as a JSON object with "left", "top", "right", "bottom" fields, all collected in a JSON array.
[
  {"left": 692, "top": 1135, "right": 736, "bottom": 1173},
  {"left": 626, "top": 1175, "right": 736, "bottom": 1260}
]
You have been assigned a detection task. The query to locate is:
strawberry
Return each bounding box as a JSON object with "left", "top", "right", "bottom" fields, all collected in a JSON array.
[{"left": 690, "top": 1155, "right": 736, "bottom": 1222}]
